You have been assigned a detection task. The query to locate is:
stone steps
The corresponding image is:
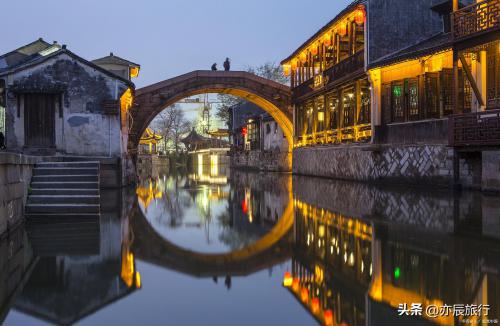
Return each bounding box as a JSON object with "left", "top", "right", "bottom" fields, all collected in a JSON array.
[
  {"left": 25, "top": 204, "right": 100, "bottom": 214},
  {"left": 32, "top": 175, "right": 99, "bottom": 182},
  {"left": 28, "top": 195, "right": 100, "bottom": 205},
  {"left": 33, "top": 167, "right": 99, "bottom": 175},
  {"left": 36, "top": 161, "right": 100, "bottom": 168},
  {"left": 30, "top": 188, "right": 99, "bottom": 196},
  {"left": 31, "top": 181, "right": 99, "bottom": 189},
  {"left": 26, "top": 161, "right": 101, "bottom": 217}
]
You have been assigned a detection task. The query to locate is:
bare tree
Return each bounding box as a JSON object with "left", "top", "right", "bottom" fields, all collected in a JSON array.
[
  {"left": 152, "top": 104, "right": 192, "bottom": 153},
  {"left": 216, "top": 62, "right": 288, "bottom": 126}
]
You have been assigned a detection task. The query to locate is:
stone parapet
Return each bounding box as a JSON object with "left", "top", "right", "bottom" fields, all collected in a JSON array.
[{"left": 231, "top": 151, "right": 290, "bottom": 172}]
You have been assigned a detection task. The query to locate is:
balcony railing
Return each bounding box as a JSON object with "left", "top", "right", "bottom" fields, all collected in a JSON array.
[
  {"left": 452, "top": 0, "right": 500, "bottom": 41},
  {"left": 292, "top": 51, "right": 365, "bottom": 99},
  {"left": 449, "top": 109, "right": 500, "bottom": 146}
]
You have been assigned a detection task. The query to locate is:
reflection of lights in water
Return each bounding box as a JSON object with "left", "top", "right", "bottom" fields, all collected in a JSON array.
[
  {"left": 344, "top": 252, "right": 347, "bottom": 263},
  {"left": 210, "top": 155, "right": 218, "bottom": 176},
  {"left": 244, "top": 188, "right": 253, "bottom": 223},
  {"left": 120, "top": 247, "right": 141, "bottom": 289},
  {"left": 319, "top": 225, "right": 325, "bottom": 237},
  {"left": 348, "top": 252, "right": 355, "bottom": 266},
  {"left": 370, "top": 263, "right": 373, "bottom": 276},
  {"left": 361, "top": 261, "right": 364, "bottom": 273}
]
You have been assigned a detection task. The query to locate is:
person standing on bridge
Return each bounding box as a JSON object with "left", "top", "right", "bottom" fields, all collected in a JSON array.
[
  {"left": 223, "top": 58, "right": 231, "bottom": 71},
  {"left": 211, "top": 63, "right": 217, "bottom": 71}
]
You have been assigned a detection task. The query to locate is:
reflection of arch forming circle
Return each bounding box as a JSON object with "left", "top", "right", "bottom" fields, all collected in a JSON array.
[
  {"left": 131, "top": 197, "right": 294, "bottom": 277},
  {"left": 129, "top": 71, "right": 293, "bottom": 168}
]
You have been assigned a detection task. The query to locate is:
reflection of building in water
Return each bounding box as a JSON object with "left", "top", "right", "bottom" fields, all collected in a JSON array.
[
  {"left": 0, "top": 226, "right": 35, "bottom": 324},
  {"left": 285, "top": 194, "right": 500, "bottom": 326},
  {"left": 136, "top": 178, "right": 164, "bottom": 212},
  {"left": 230, "top": 171, "right": 290, "bottom": 228},
  {"left": 137, "top": 128, "right": 169, "bottom": 179},
  {"left": 13, "top": 190, "right": 140, "bottom": 325}
]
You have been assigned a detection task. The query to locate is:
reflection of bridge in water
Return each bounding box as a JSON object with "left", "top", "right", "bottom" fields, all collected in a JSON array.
[{"left": 130, "top": 196, "right": 294, "bottom": 277}]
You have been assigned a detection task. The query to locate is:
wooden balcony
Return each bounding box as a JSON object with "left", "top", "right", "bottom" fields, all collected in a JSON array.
[
  {"left": 449, "top": 109, "right": 500, "bottom": 146},
  {"left": 292, "top": 51, "right": 365, "bottom": 100},
  {"left": 452, "top": 0, "right": 500, "bottom": 42}
]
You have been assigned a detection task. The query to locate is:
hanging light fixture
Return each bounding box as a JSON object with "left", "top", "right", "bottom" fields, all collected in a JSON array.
[
  {"left": 311, "top": 44, "right": 319, "bottom": 56},
  {"left": 339, "top": 21, "right": 348, "bottom": 37},
  {"left": 282, "top": 64, "right": 291, "bottom": 76},
  {"left": 323, "top": 33, "right": 332, "bottom": 47},
  {"left": 300, "top": 51, "right": 308, "bottom": 62},
  {"left": 354, "top": 6, "right": 366, "bottom": 25}
]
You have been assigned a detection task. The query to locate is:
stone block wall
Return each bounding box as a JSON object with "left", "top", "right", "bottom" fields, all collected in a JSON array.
[
  {"left": 231, "top": 150, "right": 290, "bottom": 172},
  {"left": 0, "top": 153, "right": 39, "bottom": 236},
  {"left": 293, "top": 175, "right": 482, "bottom": 234},
  {"left": 292, "top": 144, "right": 472, "bottom": 187}
]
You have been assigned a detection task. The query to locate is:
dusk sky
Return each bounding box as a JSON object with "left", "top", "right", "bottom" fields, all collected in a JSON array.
[{"left": 2, "top": 0, "right": 353, "bottom": 88}]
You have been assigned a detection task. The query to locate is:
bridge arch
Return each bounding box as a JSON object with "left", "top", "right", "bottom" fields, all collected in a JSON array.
[
  {"left": 129, "top": 71, "right": 293, "bottom": 168},
  {"left": 130, "top": 195, "right": 294, "bottom": 277}
]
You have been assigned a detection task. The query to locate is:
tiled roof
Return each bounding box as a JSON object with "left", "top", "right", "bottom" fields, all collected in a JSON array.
[
  {"left": 0, "top": 38, "right": 52, "bottom": 72},
  {"left": 92, "top": 53, "right": 140, "bottom": 68},
  {"left": 369, "top": 32, "right": 453, "bottom": 68}
]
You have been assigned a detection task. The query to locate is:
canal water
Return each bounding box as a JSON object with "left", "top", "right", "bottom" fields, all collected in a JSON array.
[{"left": 1, "top": 167, "right": 500, "bottom": 325}]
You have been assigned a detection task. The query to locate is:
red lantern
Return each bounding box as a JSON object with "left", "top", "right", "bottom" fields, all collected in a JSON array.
[
  {"left": 324, "top": 310, "right": 334, "bottom": 326},
  {"left": 301, "top": 288, "right": 309, "bottom": 302},
  {"left": 292, "top": 278, "right": 300, "bottom": 291},
  {"left": 354, "top": 8, "right": 365, "bottom": 25},
  {"left": 311, "top": 297, "right": 320, "bottom": 313},
  {"left": 323, "top": 34, "right": 332, "bottom": 47},
  {"left": 339, "top": 22, "right": 347, "bottom": 37},
  {"left": 241, "top": 199, "right": 248, "bottom": 213},
  {"left": 311, "top": 45, "right": 318, "bottom": 56},
  {"left": 241, "top": 127, "right": 247, "bottom": 136}
]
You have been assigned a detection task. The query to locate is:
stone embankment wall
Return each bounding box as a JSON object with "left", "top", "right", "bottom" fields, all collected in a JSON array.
[
  {"left": 137, "top": 155, "right": 169, "bottom": 179},
  {"left": 293, "top": 175, "right": 499, "bottom": 237},
  {"left": 293, "top": 144, "right": 500, "bottom": 191},
  {"left": 0, "top": 153, "right": 39, "bottom": 236},
  {"left": 231, "top": 151, "right": 290, "bottom": 172}
]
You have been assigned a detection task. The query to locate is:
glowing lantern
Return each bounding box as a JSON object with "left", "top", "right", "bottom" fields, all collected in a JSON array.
[
  {"left": 130, "top": 66, "right": 140, "bottom": 78},
  {"left": 323, "top": 34, "right": 332, "bottom": 47},
  {"left": 354, "top": 8, "right": 365, "bottom": 25},
  {"left": 292, "top": 278, "right": 300, "bottom": 291},
  {"left": 135, "top": 271, "right": 142, "bottom": 288},
  {"left": 324, "top": 310, "right": 334, "bottom": 326},
  {"left": 339, "top": 22, "right": 348, "bottom": 37},
  {"left": 283, "top": 64, "right": 291, "bottom": 77},
  {"left": 311, "top": 297, "right": 320, "bottom": 313},
  {"left": 283, "top": 272, "right": 293, "bottom": 287},
  {"left": 300, "top": 51, "right": 308, "bottom": 62},
  {"left": 311, "top": 45, "right": 318, "bottom": 56},
  {"left": 301, "top": 288, "right": 309, "bottom": 302},
  {"left": 242, "top": 199, "right": 248, "bottom": 213},
  {"left": 241, "top": 127, "right": 247, "bottom": 136}
]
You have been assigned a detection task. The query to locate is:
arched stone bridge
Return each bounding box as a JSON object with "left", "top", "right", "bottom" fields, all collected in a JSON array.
[
  {"left": 128, "top": 70, "right": 293, "bottom": 166},
  {"left": 130, "top": 198, "right": 294, "bottom": 277}
]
